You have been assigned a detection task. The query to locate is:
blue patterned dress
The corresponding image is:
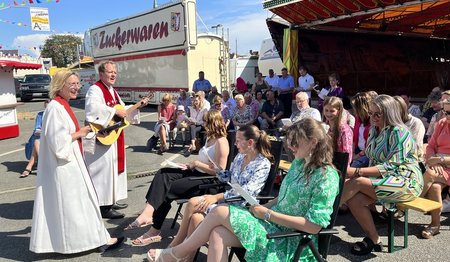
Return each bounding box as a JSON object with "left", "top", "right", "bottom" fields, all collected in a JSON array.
[
  {"left": 229, "top": 159, "right": 339, "bottom": 261},
  {"left": 223, "top": 153, "right": 271, "bottom": 206},
  {"left": 365, "top": 126, "right": 423, "bottom": 204}
]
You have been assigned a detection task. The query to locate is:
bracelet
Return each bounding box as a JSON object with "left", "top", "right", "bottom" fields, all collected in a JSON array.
[
  {"left": 264, "top": 209, "right": 272, "bottom": 222},
  {"left": 354, "top": 168, "right": 361, "bottom": 177}
]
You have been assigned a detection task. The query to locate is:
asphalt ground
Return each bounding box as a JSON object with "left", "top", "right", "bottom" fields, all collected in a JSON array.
[{"left": 0, "top": 98, "right": 449, "bottom": 261}]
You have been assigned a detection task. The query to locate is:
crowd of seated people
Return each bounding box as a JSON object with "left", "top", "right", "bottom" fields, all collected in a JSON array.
[{"left": 141, "top": 76, "right": 450, "bottom": 259}]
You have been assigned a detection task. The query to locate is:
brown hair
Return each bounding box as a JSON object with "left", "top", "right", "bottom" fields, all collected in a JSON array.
[
  {"left": 285, "top": 118, "right": 333, "bottom": 179},
  {"left": 393, "top": 96, "right": 410, "bottom": 123},
  {"left": 238, "top": 125, "right": 273, "bottom": 162},
  {"left": 203, "top": 110, "right": 227, "bottom": 139},
  {"left": 351, "top": 92, "right": 372, "bottom": 125},
  {"left": 323, "top": 96, "right": 344, "bottom": 152},
  {"left": 97, "top": 60, "right": 116, "bottom": 73}
]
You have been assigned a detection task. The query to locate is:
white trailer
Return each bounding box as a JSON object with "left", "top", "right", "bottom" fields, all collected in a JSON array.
[
  {"left": 258, "top": 38, "right": 284, "bottom": 76},
  {"left": 89, "top": 0, "right": 228, "bottom": 104}
]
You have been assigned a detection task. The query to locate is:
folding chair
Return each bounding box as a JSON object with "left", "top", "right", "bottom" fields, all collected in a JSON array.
[{"left": 229, "top": 152, "right": 349, "bottom": 262}]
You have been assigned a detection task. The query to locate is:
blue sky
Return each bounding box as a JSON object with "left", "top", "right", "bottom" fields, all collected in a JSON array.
[{"left": 0, "top": 0, "right": 273, "bottom": 57}]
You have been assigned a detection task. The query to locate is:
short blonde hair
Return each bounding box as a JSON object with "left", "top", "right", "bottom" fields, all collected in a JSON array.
[
  {"left": 49, "top": 70, "right": 79, "bottom": 99},
  {"left": 161, "top": 93, "right": 172, "bottom": 102},
  {"left": 235, "top": 94, "right": 244, "bottom": 101}
]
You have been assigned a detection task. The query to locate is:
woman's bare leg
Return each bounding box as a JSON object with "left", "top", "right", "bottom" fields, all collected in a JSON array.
[
  {"left": 169, "top": 197, "right": 202, "bottom": 247},
  {"left": 347, "top": 192, "right": 379, "bottom": 243},
  {"left": 135, "top": 202, "right": 154, "bottom": 224},
  {"left": 208, "top": 226, "right": 243, "bottom": 262},
  {"left": 341, "top": 177, "right": 378, "bottom": 204},
  {"left": 160, "top": 125, "right": 167, "bottom": 149}
]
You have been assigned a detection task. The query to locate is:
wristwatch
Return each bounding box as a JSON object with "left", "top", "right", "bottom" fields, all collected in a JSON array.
[{"left": 264, "top": 210, "right": 272, "bottom": 222}]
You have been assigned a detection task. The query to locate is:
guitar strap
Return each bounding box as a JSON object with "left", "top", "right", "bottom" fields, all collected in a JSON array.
[
  {"left": 54, "top": 95, "right": 83, "bottom": 154},
  {"left": 95, "top": 80, "right": 125, "bottom": 174}
]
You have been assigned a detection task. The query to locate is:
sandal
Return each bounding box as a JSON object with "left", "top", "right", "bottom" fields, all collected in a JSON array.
[
  {"left": 147, "top": 247, "right": 187, "bottom": 262},
  {"left": 351, "top": 236, "right": 383, "bottom": 256},
  {"left": 124, "top": 219, "right": 152, "bottom": 231},
  {"left": 421, "top": 225, "right": 440, "bottom": 239},
  {"left": 19, "top": 169, "right": 31, "bottom": 178},
  {"left": 131, "top": 232, "right": 162, "bottom": 246}
]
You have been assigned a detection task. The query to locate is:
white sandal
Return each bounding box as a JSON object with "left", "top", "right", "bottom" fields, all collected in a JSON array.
[{"left": 147, "top": 247, "right": 186, "bottom": 262}]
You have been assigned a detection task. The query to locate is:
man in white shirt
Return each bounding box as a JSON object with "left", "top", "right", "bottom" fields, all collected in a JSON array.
[
  {"left": 297, "top": 66, "right": 315, "bottom": 99},
  {"left": 264, "top": 69, "right": 279, "bottom": 92}
]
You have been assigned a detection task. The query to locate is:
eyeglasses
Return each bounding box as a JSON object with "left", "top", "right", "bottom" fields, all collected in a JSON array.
[
  {"left": 368, "top": 111, "right": 383, "bottom": 118},
  {"left": 442, "top": 110, "right": 450, "bottom": 116},
  {"left": 67, "top": 83, "right": 81, "bottom": 88}
]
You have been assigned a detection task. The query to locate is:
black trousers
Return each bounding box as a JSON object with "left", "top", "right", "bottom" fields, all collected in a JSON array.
[
  {"left": 146, "top": 167, "right": 215, "bottom": 230},
  {"left": 278, "top": 93, "right": 292, "bottom": 118}
]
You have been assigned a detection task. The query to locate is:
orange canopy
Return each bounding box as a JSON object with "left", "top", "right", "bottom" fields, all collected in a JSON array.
[{"left": 264, "top": 0, "right": 450, "bottom": 38}]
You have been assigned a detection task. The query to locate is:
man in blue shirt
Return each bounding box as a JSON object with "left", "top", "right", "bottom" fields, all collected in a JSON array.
[
  {"left": 277, "top": 67, "right": 294, "bottom": 118},
  {"left": 192, "top": 71, "right": 212, "bottom": 95}
]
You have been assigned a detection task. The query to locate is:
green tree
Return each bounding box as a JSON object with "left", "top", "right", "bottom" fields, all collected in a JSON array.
[{"left": 41, "top": 35, "right": 82, "bottom": 67}]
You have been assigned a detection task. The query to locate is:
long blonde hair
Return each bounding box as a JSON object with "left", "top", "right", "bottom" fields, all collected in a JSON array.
[
  {"left": 286, "top": 118, "right": 333, "bottom": 178},
  {"left": 49, "top": 70, "right": 80, "bottom": 99},
  {"left": 323, "top": 96, "right": 344, "bottom": 152}
]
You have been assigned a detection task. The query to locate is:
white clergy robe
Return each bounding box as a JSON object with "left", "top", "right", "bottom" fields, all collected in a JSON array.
[
  {"left": 84, "top": 84, "right": 128, "bottom": 206},
  {"left": 30, "top": 101, "right": 110, "bottom": 254}
]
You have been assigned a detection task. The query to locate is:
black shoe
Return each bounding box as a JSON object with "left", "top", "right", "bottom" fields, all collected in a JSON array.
[
  {"left": 99, "top": 236, "right": 125, "bottom": 253},
  {"left": 102, "top": 209, "right": 125, "bottom": 219},
  {"left": 112, "top": 202, "right": 128, "bottom": 210}
]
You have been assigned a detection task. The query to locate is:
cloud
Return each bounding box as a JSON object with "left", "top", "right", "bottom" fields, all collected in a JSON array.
[
  {"left": 12, "top": 33, "right": 83, "bottom": 57},
  {"left": 12, "top": 34, "right": 51, "bottom": 57}
]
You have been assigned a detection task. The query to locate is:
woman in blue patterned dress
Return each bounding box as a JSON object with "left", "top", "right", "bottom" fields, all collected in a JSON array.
[
  {"left": 147, "top": 118, "right": 339, "bottom": 262},
  {"left": 148, "top": 125, "right": 272, "bottom": 260},
  {"left": 342, "top": 94, "right": 423, "bottom": 256}
]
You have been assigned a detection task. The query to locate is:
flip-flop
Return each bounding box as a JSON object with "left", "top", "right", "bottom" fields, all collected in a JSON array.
[
  {"left": 19, "top": 169, "right": 31, "bottom": 178},
  {"left": 131, "top": 233, "right": 162, "bottom": 246},
  {"left": 147, "top": 248, "right": 187, "bottom": 262},
  {"left": 124, "top": 219, "right": 152, "bottom": 231}
]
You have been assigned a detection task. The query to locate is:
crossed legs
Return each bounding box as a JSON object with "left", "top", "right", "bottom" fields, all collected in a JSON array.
[{"left": 421, "top": 168, "right": 447, "bottom": 228}]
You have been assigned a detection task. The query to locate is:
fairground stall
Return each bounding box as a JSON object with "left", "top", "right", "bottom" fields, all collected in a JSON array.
[{"left": 0, "top": 59, "right": 42, "bottom": 140}]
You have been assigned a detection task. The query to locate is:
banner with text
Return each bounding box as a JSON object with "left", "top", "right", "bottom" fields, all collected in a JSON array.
[{"left": 30, "top": 7, "right": 50, "bottom": 31}]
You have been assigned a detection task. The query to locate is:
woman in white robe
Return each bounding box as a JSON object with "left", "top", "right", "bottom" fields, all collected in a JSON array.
[{"left": 30, "top": 70, "right": 122, "bottom": 254}]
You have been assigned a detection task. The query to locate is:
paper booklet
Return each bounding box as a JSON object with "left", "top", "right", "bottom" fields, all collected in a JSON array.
[
  {"left": 318, "top": 88, "right": 330, "bottom": 100},
  {"left": 280, "top": 118, "right": 292, "bottom": 127},
  {"left": 163, "top": 160, "right": 185, "bottom": 169},
  {"left": 228, "top": 182, "right": 259, "bottom": 205}
]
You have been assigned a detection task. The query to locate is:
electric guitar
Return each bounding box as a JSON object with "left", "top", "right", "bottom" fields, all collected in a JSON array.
[{"left": 90, "top": 95, "right": 150, "bottom": 145}]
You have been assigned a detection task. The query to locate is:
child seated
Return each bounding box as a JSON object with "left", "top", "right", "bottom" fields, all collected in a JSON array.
[{"left": 171, "top": 105, "right": 189, "bottom": 142}]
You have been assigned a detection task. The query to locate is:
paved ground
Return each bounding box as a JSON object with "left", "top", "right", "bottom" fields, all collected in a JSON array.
[{"left": 0, "top": 98, "right": 449, "bottom": 261}]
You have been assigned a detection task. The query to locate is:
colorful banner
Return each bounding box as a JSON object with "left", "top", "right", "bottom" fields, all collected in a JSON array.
[
  {"left": 30, "top": 7, "right": 50, "bottom": 31},
  {"left": 283, "top": 28, "right": 299, "bottom": 86}
]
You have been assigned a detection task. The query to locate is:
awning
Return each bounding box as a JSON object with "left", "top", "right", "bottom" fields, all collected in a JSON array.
[
  {"left": 263, "top": 0, "right": 450, "bottom": 38},
  {"left": 0, "top": 60, "right": 42, "bottom": 70}
]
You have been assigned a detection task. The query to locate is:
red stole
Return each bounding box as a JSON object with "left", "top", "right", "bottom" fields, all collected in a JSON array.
[
  {"left": 54, "top": 96, "right": 83, "bottom": 153},
  {"left": 95, "top": 80, "right": 125, "bottom": 174}
]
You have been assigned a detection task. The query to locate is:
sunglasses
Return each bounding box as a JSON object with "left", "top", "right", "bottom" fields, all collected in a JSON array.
[
  {"left": 368, "top": 111, "right": 383, "bottom": 118},
  {"left": 442, "top": 110, "right": 450, "bottom": 116}
]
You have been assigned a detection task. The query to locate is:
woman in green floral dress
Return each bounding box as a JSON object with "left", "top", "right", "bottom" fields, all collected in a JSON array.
[
  {"left": 342, "top": 95, "right": 423, "bottom": 256},
  {"left": 147, "top": 118, "right": 339, "bottom": 262}
]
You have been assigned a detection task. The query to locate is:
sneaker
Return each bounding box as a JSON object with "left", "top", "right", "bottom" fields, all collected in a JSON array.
[{"left": 442, "top": 199, "right": 450, "bottom": 213}]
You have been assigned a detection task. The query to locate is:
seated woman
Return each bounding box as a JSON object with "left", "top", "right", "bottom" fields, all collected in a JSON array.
[
  {"left": 212, "top": 95, "right": 231, "bottom": 129},
  {"left": 342, "top": 95, "right": 423, "bottom": 255},
  {"left": 20, "top": 99, "right": 50, "bottom": 178},
  {"left": 350, "top": 92, "right": 373, "bottom": 168},
  {"left": 126, "top": 110, "right": 229, "bottom": 246},
  {"left": 154, "top": 93, "right": 176, "bottom": 154},
  {"left": 186, "top": 95, "right": 208, "bottom": 154},
  {"left": 323, "top": 96, "right": 353, "bottom": 165},
  {"left": 154, "top": 125, "right": 273, "bottom": 259},
  {"left": 232, "top": 94, "right": 255, "bottom": 130},
  {"left": 419, "top": 98, "right": 450, "bottom": 239},
  {"left": 147, "top": 117, "right": 340, "bottom": 262}
]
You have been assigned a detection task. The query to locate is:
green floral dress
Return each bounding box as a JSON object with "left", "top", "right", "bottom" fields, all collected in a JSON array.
[{"left": 229, "top": 159, "right": 339, "bottom": 262}]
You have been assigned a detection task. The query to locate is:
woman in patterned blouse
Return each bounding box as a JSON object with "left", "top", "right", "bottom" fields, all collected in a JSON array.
[
  {"left": 342, "top": 95, "right": 423, "bottom": 256},
  {"left": 147, "top": 118, "right": 339, "bottom": 262},
  {"left": 147, "top": 125, "right": 273, "bottom": 261},
  {"left": 232, "top": 94, "right": 255, "bottom": 129}
]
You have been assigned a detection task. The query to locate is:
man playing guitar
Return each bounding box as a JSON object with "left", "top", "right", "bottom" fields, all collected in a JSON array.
[{"left": 84, "top": 60, "right": 149, "bottom": 219}]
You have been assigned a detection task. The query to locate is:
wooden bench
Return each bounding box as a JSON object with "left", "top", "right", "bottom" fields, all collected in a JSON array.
[{"left": 387, "top": 197, "right": 442, "bottom": 252}]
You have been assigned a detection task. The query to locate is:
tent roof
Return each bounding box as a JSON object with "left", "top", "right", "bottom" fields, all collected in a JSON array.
[
  {"left": 263, "top": 0, "right": 450, "bottom": 38},
  {"left": 0, "top": 60, "right": 42, "bottom": 70}
]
